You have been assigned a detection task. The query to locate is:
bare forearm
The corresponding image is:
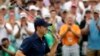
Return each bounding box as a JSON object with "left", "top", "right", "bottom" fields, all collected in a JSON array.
[
  {"left": 98, "top": 26, "right": 100, "bottom": 30},
  {"left": 82, "top": 24, "right": 89, "bottom": 34},
  {"left": 47, "top": 33, "right": 59, "bottom": 56},
  {"left": 97, "top": 25, "right": 100, "bottom": 31},
  {"left": 15, "top": 50, "right": 25, "bottom": 56},
  {"left": 47, "top": 41, "right": 58, "bottom": 56}
]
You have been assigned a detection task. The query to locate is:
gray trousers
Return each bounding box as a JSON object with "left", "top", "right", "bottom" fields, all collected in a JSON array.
[{"left": 62, "top": 44, "right": 80, "bottom": 56}]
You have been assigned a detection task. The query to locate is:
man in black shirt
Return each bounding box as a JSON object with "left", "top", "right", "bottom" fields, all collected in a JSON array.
[{"left": 15, "top": 19, "right": 59, "bottom": 56}]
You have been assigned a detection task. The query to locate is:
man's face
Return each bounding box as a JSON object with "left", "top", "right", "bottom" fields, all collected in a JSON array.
[
  {"left": 71, "top": 7, "right": 77, "bottom": 14},
  {"left": 37, "top": 0, "right": 43, "bottom": 7},
  {"left": 66, "top": 15, "right": 74, "bottom": 25},
  {"left": 83, "top": 1, "right": 89, "bottom": 8},
  {"left": 86, "top": 13, "right": 91, "bottom": 19},
  {"left": 2, "top": 40, "right": 9, "bottom": 48},
  {"left": 38, "top": 26, "right": 48, "bottom": 35},
  {"left": 94, "top": 13, "right": 99, "bottom": 19},
  {"left": 9, "top": 12, "right": 15, "bottom": 19},
  {"left": 51, "top": 11, "right": 56, "bottom": 17},
  {"left": 21, "top": 18, "right": 27, "bottom": 23},
  {"left": 1, "top": 8, "right": 7, "bottom": 15},
  {"left": 61, "top": 12, "right": 67, "bottom": 19},
  {"left": 30, "top": 10, "right": 35, "bottom": 15}
]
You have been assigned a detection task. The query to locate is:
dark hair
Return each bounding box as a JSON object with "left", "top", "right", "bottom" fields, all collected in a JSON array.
[
  {"left": 1, "top": 38, "right": 9, "bottom": 42},
  {"left": 50, "top": 10, "right": 56, "bottom": 13},
  {"left": 62, "top": 10, "right": 67, "bottom": 14},
  {"left": 9, "top": 7, "right": 14, "bottom": 10},
  {"left": 85, "top": 10, "right": 91, "bottom": 14},
  {"left": 93, "top": 12, "right": 99, "bottom": 14}
]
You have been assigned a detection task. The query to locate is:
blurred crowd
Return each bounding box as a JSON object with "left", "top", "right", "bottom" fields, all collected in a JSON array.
[{"left": 0, "top": 0, "right": 100, "bottom": 56}]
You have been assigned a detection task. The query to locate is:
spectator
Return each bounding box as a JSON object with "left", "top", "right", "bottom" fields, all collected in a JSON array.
[
  {"left": 43, "top": 0, "right": 50, "bottom": 7},
  {"left": 70, "top": 4, "right": 82, "bottom": 25},
  {"left": 36, "top": 0, "right": 50, "bottom": 18},
  {"left": 62, "top": 0, "right": 85, "bottom": 13},
  {"left": 0, "top": 5, "right": 9, "bottom": 21},
  {"left": 95, "top": 0, "right": 100, "bottom": 12},
  {"left": 88, "top": 0, "right": 98, "bottom": 12},
  {"left": 0, "top": 14, "right": 11, "bottom": 45},
  {"left": 83, "top": 0, "right": 91, "bottom": 10},
  {"left": 80, "top": 10, "right": 92, "bottom": 56},
  {"left": 44, "top": 17, "right": 55, "bottom": 48},
  {"left": 28, "top": 5, "right": 38, "bottom": 22},
  {"left": 61, "top": 10, "right": 67, "bottom": 24},
  {"left": 15, "top": 16, "right": 35, "bottom": 49},
  {"left": 0, "top": 0, "right": 6, "bottom": 5},
  {"left": 6, "top": 11, "right": 19, "bottom": 49},
  {"left": 49, "top": 10, "right": 62, "bottom": 33},
  {"left": 59, "top": 13, "right": 81, "bottom": 56},
  {"left": 1, "top": 38, "right": 16, "bottom": 56},
  {"left": 53, "top": 0, "right": 61, "bottom": 15},
  {"left": 83, "top": 10, "right": 100, "bottom": 56}
]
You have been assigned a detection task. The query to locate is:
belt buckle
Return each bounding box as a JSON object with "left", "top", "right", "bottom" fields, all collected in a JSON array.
[{"left": 68, "top": 44, "right": 72, "bottom": 46}]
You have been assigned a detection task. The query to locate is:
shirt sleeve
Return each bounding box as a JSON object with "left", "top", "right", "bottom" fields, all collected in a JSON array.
[
  {"left": 45, "top": 40, "right": 50, "bottom": 54},
  {"left": 19, "top": 38, "right": 31, "bottom": 54}
]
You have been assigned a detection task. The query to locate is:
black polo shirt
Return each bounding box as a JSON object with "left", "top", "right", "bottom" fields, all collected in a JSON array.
[{"left": 19, "top": 32, "right": 50, "bottom": 56}]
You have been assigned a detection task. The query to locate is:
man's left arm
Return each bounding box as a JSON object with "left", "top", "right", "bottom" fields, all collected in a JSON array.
[
  {"left": 1, "top": 46, "right": 15, "bottom": 56},
  {"left": 46, "top": 33, "right": 59, "bottom": 56}
]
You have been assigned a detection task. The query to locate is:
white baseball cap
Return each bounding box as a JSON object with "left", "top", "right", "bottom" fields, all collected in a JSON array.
[
  {"left": 0, "top": 5, "right": 7, "bottom": 10},
  {"left": 20, "top": 12, "right": 27, "bottom": 18},
  {"left": 29, "top": 5, "right": 39, "bottom": 11}
]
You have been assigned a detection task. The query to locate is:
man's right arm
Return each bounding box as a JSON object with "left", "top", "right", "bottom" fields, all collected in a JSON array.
[
  {"left": 15, "top": 50, "right": 25, "bottom": 56},
  {"left": 81, "top": 24, "right": 89, "bottom": 35}
]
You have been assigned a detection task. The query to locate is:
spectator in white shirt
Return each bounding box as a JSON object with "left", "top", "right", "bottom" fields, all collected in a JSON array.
[
  {"left": 70, "top": 5, "right": 82, "bottom": 25},
  {"left": 36, "top": 0, "right": 50, "bottom": 18},
  {"left": 14, "top": 15, "right": 35, "bottom": 49},
  {"left": 62, "top": 0, "right": 85, "bottom": 14},
  {"left": 0, "top": 14, "right": 10, "bottom": 45},
  {"left": 49, "top": 10, "right": 62, "bottom": 32}
]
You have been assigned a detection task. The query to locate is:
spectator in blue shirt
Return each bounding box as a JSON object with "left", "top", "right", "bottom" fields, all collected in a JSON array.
[{"left": 83, "top": 10, "right": 100, "bottom": 56}]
